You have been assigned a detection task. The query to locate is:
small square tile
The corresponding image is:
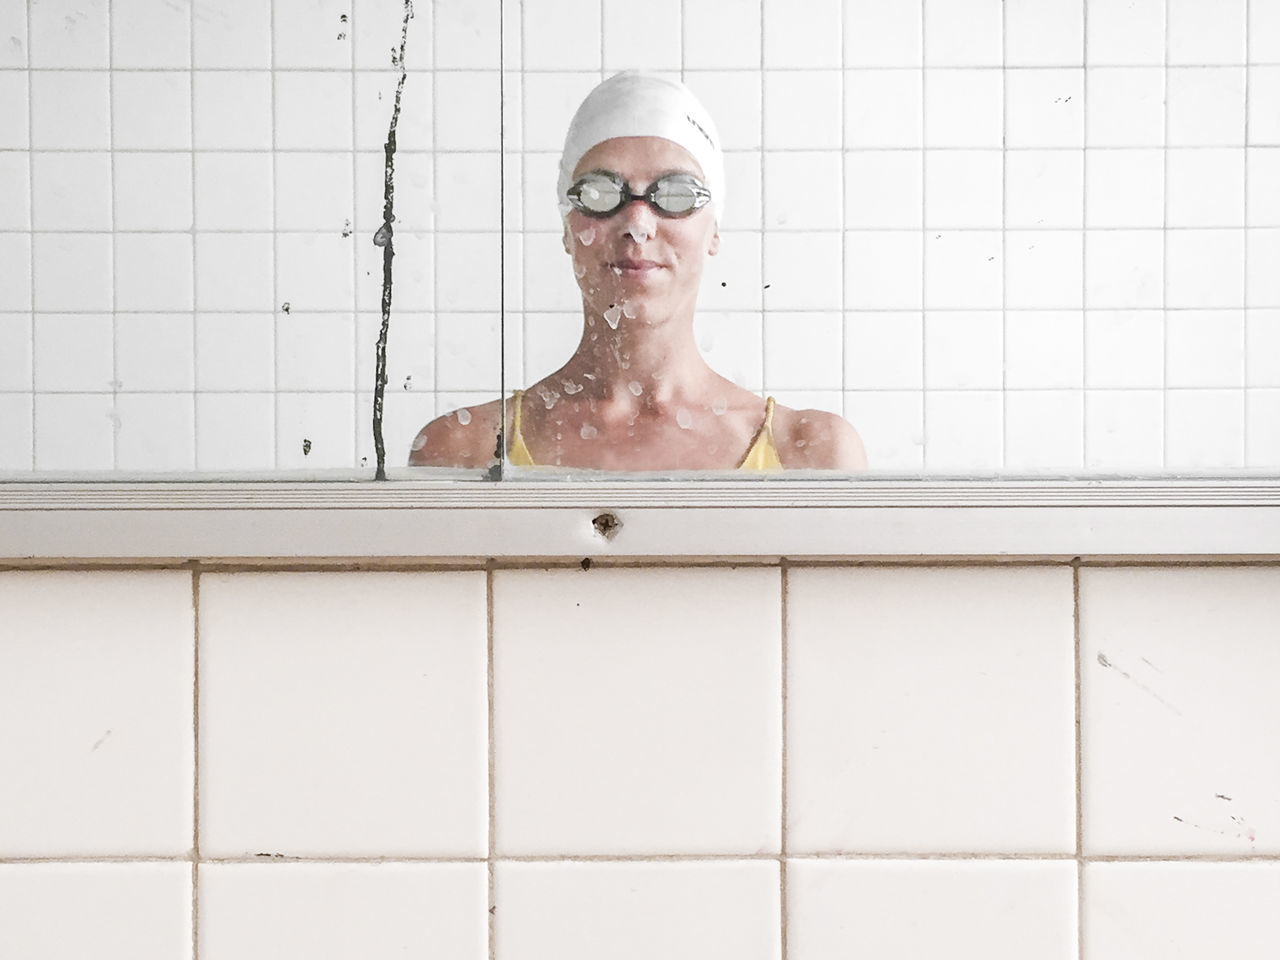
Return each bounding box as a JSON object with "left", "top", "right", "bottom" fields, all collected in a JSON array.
[
  {"left": 112, "top": 0, "right": 190, "bottom": 68},
  {"left": 924, "top": 150, "right": 1001, "bottom": 229},
  {"left": 845, "top": 231, "right": 922, "bottom": 310},
  {"left": 195, "top": 313, "right": 275, "bottom": 392},
  {"left": 924, "top": 389, "right": 1004, "bottom": 472},
  {"left": 0, "top": 864, "right": 191, "bottom": 960},
  {"left": 1165, "top": 388, "right": 1245, "bottom": 469},
  {"left": 845, "top": 70, "right": 922, "bottom": 149},
  {"left": 1249, "top": 148, "right": 1280, "bottom": 226},
  {"left": 1086, "top": 0, "right": 1165, "bottom": 65},
  {"left": 684, "top": 0, "right": 761, "bottom": 69},
  {"left": 1006, "top": 389, "right": 1085, "bottom": 473},
  {"left": 194, "top": 393, "right": 275, "bottom": 471},
  {"left": 1255, "top": 0, "right": 1280, "bottom": 60},
  {"left": 1248, "top": 309, "right": 1280, "bottom": 385},
  {"left": 1167, "top": 67, "right": 1246, "bottom": 146},
  {"left": 844, "top": 0, "right": 921, "bottom": 67},
  {"left": 0, "top": 73, "right": 28, "bottom": 149},
  {"left": 277, "top": 233, "right": 355, "bottom": 311},
  {"left": 788, "top": 861, "right": 1077, "bottom": 960},
  {"left": 1006, "top": 230, "right": 1084, "bottom": 309},
  {"left": 1005, "top": 0, "right": 1084, "bottom": 66},
  {"left": 435, "top": 312, "right": 501, "bottom": 391},
  {"left": 0, "top": 313, "right": 32, "bottom": 390},
  {"left": 275, "top": 72, "right": 353, "bottom": 151},
  {"left": 765, "top": 0, "right": 840, "bottom": 67},
  {"left": 923, "top": 230, "right": 1002, "bottom": 310},
  {"left": 924, "top": 310, "right": 1001, "bottom": 389},
  {"left": 701, "top": 230, "right": 764, "bottom": 311},
  {"left": 845, "top": 150, "right": 922, "bottom": 229},
  {"left": 1086, "top": 863, "right": 1280, "bottom": 957},
  {"left": 195, "top": 234, "right": 274, "bottom": 312},
  {"left": 115, "top": 394, "right": 196, "bottom": 472},
  {"left": 275, "top": 152, "right": 353, "bottom": 232},
  {"left": 1166, "top": 310, "right": 1245, "bottom": 387},
  {"left": 1169, "top": 0, "right": 1246, "bottom": 64},
  {"left": 354, "top": 0, "right": 432, "bottom": 70},
  {"left": 1006, "top": 310, "right": 1084, "bottom": 388},
  {"left": 604, "top": 0, "right": 682, "bottom": 70},
  {"left": 787, "top": 567, "right": 1075, "bottom": 852},
  {"left": 765, "top": 152, "right": 843, "bottom": 231},
  {"left": 193, "top": 0, "right": 271, "bottom": 67},
  {"left": 33, "top": 393, "right": 115, "bottom": 471},
  {"left": 1084, "top": 389, "right": 1164, "bottom": 471},
  {"left": 1167, "top": 229, "right": 1245, "bottom": 309},
  {"left": 923, "top": 0, "right": 1001, "bottom": 66},
  {"left": 435, "top": 71, "right": 500, "bottom": 151},
  {"left": 0, "top": 1, "right": 28, "bottom": 67},
  {"left": 117, "top": 314, "right": 194, "bottom": 392},
  {"left": 436, "top": 233, "right": 502, "bottom": 311},
  {"left": 277, "top": 312, "right": 356, "bottom": 391},
  {"left": 1082, "top": 569, "right": 1280, "bottom": 853},
  {"left": 0, "top": 154, "right": 30, "bottom": 229},
  {"left": 1249, "top": 228, "right": 1280, "bottom": 306},
  {"left": 115, "top": 233, "right": 194, "bottom": 312},
  {"left": 30, "top": 151, "right": 112, "bottom": 230},
  {"left": 434, "top": 0, "right": 501, "bottom": 69},
  {"left": 765, "top": 71, "right": 841, "bottom": 151},
  {"left": 1005, "top": 68, "right": 1084, "bottom": 148},
  {"left": 194, "top": 153, "right": 273, "bottom": 231},
  {"left": 1167, "top": 148, "right": 1245, "bottom": 227},
  {"left": 1086, "top": 68, "right": 1165, "bottom": 147},
  {"left": 199, "top": 572, "right": 487, "bottom": 856},
  {"left": 843, "top": 389, "right": 923, "bottom": 471},
  {"left": 763, "top": 312, "right": 842, "bottom": 389},
  {"left": 275, "top": 392, "right": 356, "bottom": 469},
  {"left": 1247, "top": 388, "right": 1280, "bottom": 467},
  {"left": 114, "top": 153, "right": 194, "bottom": 231},
  {"left": 199, "top": 863, "right": 485, "bottom": 960},
  {"left": 844, "top": 311, "right": 922, "bottom": 389},
  {"left": 524, "top": 0, "right": 599, "bottom": 70},
  {"left": 1084, "top": 230, "right": 1163, "bottom": 308},
  {"left": 497, "top": 862, "right": 779, "bottom": 960},
  {"left": 30, "top": 0, "right": 108, "bottom": 67},
  {"left": 693, "top": 310, "right": 764, "bottom": 389},
  {"left": 1006, "top": 150, "right": 1083, "bottom": 229},
  {"left": 193, "top": 72, "right": 272, "bottom": 150},
  {"left": 113, "top": 71, "right": 191, "bottom": 150},
  {"left": 33, "top": 234, "right": 112, "bottom": 312},
  {"left": 32, "top": 313, "right": 112, "bottom": 392},
  {"left": 30, "top": 71, "right": 109, "bottom": 149},
  {"left": 1085, "top": 309, "right": 1164, "bottom": 388},
  {"left": 493, "top": 567, "right": 781, "bottom": 855},
  {"left": 721, "top": 150, "right": 763, "bottom": 231},
  {"left": 0, "top": 235, "right": 31, "bottom": 311},
  {"left": 513, "top": 72, "right": 591, "bottom": 154},
  {"left": 273, "top": 0, "right": 353, "bottom": 69},
  {"left": 435, "top": 152, "right": 498, "bottom": 232},
  {"left": 924, "top": 69, "right": 1002, "bottom": 147},
  {"left": 763, "top": 233, "right": 843, "bottom": 311},
  {"left": 0, "top": 393, "right": 33, "bottom": 471},
  {"left": 0, "top": 571, "right": 194, "bottom": 854},
  {"left": 354, "top": 70, "right": 432, "bottom": 152}
]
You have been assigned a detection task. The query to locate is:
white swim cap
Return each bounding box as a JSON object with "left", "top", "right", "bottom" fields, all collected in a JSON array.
[{"left": 557, "top": 71, "right": 725, "bottom": 224}]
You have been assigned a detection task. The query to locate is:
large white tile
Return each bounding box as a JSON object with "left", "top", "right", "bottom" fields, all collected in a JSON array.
[
  {"left": 1082, "top": 567, "right": 1280, "bottom": 854},
  {"left": 0, "top": 863, "right": 191, "bottom": 960},
  {"left": 198, "top": 572, "right": 487, "bottom": 857},
  {"left": 0, "top": 571, "right": 194, "bottom": 855},
  {"left": 493, "top": 567, "right": 781, "bottom": 855},
  {"left": 788, "top": 860, "right": 1076, "bottom": 960},
  {"left": 787, "top": 567, "right": 1075, "bottom": 853},
  {"left": 199, "top": 863, "right": 485, "bottom": 960},
  {"left": 496, "top": 861, "right": 779, "bottom": 960},
  {"left": 1085, "top": 863, "right": 1280, "bottom": 958}
]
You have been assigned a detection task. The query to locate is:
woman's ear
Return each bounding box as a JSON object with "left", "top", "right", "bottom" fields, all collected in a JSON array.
[
  {"left": 708, "top": 226, "right": 720, "bottom": 257},
  {"left": 562, "top": 223, "right": 572, "bottom": 255}
]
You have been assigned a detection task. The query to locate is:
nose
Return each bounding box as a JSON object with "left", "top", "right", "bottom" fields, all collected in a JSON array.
[{"left": 616, "top": 197, "right": 658, "bottom": 240}]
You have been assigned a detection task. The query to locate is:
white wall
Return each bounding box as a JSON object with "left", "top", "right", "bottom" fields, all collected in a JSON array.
[
  {"left": 3, "top": 561, "right": 1279, "bottom": 957},
  {"left": 3, "top": 0, "right": 1279, "bottom": 475}
]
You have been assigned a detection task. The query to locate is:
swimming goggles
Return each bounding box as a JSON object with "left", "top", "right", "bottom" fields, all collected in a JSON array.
[{"left": 566, "top": 171, "right": 712, "bottom": 218}]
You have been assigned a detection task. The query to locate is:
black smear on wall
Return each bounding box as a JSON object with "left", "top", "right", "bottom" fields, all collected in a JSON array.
[{"left": 371, "top": 0, "right": 414, "bottom": 480}]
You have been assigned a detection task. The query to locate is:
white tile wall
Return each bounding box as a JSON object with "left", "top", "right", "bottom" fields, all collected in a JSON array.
[
  {"left": 4, "top": 561, "right": 1279, "bottom": 957},
  {"left": 4, "top": 0, "right": 1280, "bottom": 475}
]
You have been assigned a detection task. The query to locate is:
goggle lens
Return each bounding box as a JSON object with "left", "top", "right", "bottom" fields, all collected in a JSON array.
[{"left": 568, "top": 173, "right": 710, "bottom": 218}]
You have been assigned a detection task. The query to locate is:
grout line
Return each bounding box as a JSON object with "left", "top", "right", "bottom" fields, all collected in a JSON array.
[
  {"left": 107, "top": 0, "right": 118, "bottom": 471},
  {"left": 486, "top": 562, "right": 497, "bottom": 960},
  {"left": 1243, "top": 0, "right": 1252, "bottom": 467},
  {"left": 839, "top": 0, "right": 847, "bottom": 425},
  {"left": 999, "top": 0, "right": 1007, "bottom": 472},
  {"left": 189, "top": 2, "right": 198, "bottom": 472},
  {"left": 25, "top": 0, "right": 34, "bottom": 471},
  {"left": 919, "top": 0, "right": 928, "bottom": 469},
  {"left": 1160, "top": 0, "right": 1170, "bottom": 471},
  {"left": 432, "top": 0, "right": 441, "bottom": 432},
  {"left": 778, "top": 561, "right": 789, "bottom": 960},
  {"left": 350, "top": 0, "right": 359, "bottom": 469},
  {"left": 758, "top": 0, "right": 767, "bottom": 404},
  {"left": 191, "top": 565, "right": 201, "bottom": 960},
  {"left": 1073, "top": 559, "right": 1084, "bottom": 960},
  {"left": 269, "top": 0, "right": 279, "bottom": 470},
  {"left": 1081, "top": 0, "right": 1090, "bottom": 469}
]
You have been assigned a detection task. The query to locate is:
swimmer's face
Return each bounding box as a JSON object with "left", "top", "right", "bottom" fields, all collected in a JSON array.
[{"left": 564, "top": 136, "right": 720, "bottom": 324}]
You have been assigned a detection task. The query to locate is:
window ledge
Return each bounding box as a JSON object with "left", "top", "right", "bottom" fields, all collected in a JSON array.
[{"left": 4, "top": 479, "right": 1280, "bottom": 561}]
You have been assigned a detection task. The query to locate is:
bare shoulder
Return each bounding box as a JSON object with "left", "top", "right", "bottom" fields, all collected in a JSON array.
[
  {"left": 772, "top": 405, "right": 868, "bottom": 471},
  {"left": 407, "top": 398, "right": 506, "bottom": 467}
]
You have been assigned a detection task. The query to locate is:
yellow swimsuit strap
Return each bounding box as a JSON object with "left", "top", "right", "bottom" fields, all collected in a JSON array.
[
  {"left": 738, "top": 396, "right": 783, "bottom": 471},
  {"left": 507, "top": 390, "right": 536, "bottom": 467}
]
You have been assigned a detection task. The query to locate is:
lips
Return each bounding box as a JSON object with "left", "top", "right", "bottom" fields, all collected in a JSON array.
[{"left": 609, "top": 258, "right": 663, "bottom": 274}]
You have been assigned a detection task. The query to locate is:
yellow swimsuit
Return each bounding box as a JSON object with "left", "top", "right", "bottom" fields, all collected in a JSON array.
[{"left": 507, "top": 390, "right": 783, "bottom": 471}]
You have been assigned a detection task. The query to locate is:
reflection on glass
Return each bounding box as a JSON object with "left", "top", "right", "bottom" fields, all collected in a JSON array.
[{"left": 409, "top": 72, "right": 867, "bottom": 473}]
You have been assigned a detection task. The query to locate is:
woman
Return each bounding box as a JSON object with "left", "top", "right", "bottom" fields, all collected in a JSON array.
[{"left": 410, "top": 72, "right": 866, "bottom": 472}]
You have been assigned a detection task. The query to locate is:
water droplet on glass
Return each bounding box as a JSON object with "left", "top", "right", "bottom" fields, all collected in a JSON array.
[
  {"left": 456, "top": 408, "right": 472, "bottom": 425},
  {"left": 795, "top": 439, "right": 807, "bottom": 448},
  {"left": 410, "top": 435, "right": 427, "bottom": 451},
  {"left": 603, "top": 304, "right": 622, "bottom": 328},
  {"left": 580, "top": 423, "right": 598, "bottom": 440},
  {"left": 676, "top": 408, "right": 693, "bottom": 429},
  {"left": 582, "top": 372, "right": 596, "bottom": 380},
  {"left": 576, "top": 228, "right": 595, "bottom": 246},
  {"left": 628, "top": 380, "right": 643, "bottom": 396},
  {"left": 574, "top": 261, "right": 587, "bottom": 278},
  {"left": 712, "top": 397, "right": 728, "bottom": 416},
  {"left": 626, "top": 224, "right": 653, "bottom": 243},
  {"left": 610, "top": 265, "right": 622, "bottom": 275},
  {"left": 561, "top": 380, "right": 583, "bottom": 395},
  {"left": 536, "top": 385, "right": 560, "bottom": 409},
  {"left": 621, "top": 300, "right": 637, "bottom": 319},
  {"left": 373, "top": 223, "right": 392, "bottom": 247}
]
